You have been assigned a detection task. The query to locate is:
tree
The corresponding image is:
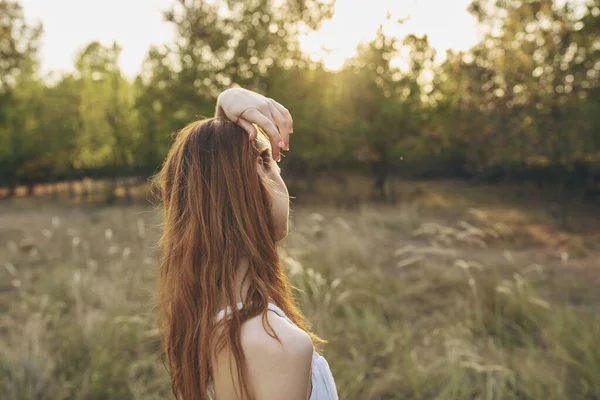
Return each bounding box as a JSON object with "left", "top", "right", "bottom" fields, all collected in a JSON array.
[
  {"left": 74, "top": 41, "right": 136, "bottom": 172},
  {"left": 133, "top": 45, "right": 182, "bottom": 170},
  {"left": 339, "top": 28, "right": 435, "bottom": 200},
  {"left": 160, "top": 0, "right": 334, "bottom": 118},
  {"left": 0, "top": 0, "right": 42, "bottom": 195}
]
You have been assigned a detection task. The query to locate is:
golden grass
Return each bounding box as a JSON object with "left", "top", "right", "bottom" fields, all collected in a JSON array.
[{"left": 1, "top": 187, "right": 599, "bottom": 399}]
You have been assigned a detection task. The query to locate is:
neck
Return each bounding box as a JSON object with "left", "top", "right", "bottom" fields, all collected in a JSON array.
[
  {"left": 229, "top": 257, "right": 251, "bottom": 307},
  {"left": 220, "top": 257, "right": 274, "bottom": 311}
]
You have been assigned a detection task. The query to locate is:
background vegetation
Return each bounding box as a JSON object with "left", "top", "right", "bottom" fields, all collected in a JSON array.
[
  {"left": 1, "top": 0, "right": 599, "bottom": 208},
  {"left": 2, "top": 180, "right": 600, "bottom": 399}
]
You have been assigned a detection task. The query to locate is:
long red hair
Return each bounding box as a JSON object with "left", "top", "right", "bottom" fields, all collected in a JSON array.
[{"left": 155, "top": 118, "right": 318, "bottom": 400}]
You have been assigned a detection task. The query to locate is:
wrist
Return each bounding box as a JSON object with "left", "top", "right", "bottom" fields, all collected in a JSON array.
[
  {"left": 215, "top": 88, "right": 238, "bottom": 119},
  {"left": 215, "top": 103, "right": 227, "bottom": 119}
]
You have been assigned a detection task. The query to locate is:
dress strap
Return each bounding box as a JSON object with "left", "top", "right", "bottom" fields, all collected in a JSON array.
[
  {"left": 266, "top": 303, "right": 295, "bottom": 325},
  {"left": 214, "top": 302, "right": 294, "bottom": 326},
  {"left": 214, "top": 301, "right": 244, "bottom": 321}
]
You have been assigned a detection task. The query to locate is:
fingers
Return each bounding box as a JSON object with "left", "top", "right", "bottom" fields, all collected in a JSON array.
[
  {"left": 242, "top": 108, "right": 283, "bottom": 161},
  {"left": 267, "top": 101, "right": 290, "bottom": 150},
  {"left": 269, "top": 100, "right": 293, "bottom": 135},
  {"left": 236, "top": 118, "right": 257, "bottom": 140}
]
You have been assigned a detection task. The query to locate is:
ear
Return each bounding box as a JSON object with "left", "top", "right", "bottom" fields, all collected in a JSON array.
[{"left": 256, "top": 155, "right": 267, "bottom": 178}]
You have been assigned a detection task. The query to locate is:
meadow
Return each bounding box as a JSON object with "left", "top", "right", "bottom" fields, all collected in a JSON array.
[{"left": 1, "top": 178, "right": 600, "bottom": 400}]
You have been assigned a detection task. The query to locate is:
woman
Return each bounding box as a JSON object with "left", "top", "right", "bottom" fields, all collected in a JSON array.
[{"left": 156, "top": 87, "right": 338, "bottom": 400}]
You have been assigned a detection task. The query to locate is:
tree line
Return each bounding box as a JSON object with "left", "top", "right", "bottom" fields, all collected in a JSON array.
[{"left": 0, "top": 0, "right": 599, "bottom": 203}]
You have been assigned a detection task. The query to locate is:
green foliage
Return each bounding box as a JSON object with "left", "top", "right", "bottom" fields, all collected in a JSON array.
[{"left": 0, "top": 0, "right": 599, "bottom": 203}]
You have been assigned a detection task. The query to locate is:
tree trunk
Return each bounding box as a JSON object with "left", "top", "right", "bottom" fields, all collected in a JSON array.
[
  {"left": 69, "top": 179, "right": 77, "bottom": 199},
  {"left": 25, "top": 182, "right": 34, "bottom": 197},
  {"left": 125, "top": 177, "right": 133, "bottom": 203},
  {"left": 558, "top": 168, "right": 572, "bottom": 231},
  {"left": 388, "top": 174, "right": 398, "bottom": 205},
  {"left": 85, "top": 179, "right": 93, "bottom": 202},
  {"left": 371, "top": 159, "right": 389, "bottom": 202},
  {"left": 7, "top": 181, "right": 16, "bottom": 198}
]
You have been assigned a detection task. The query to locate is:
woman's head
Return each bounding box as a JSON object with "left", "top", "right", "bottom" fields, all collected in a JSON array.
[
  {"left": 159, "top": 118, "right": 288, "bottom": 246},
  {"left": 155, "top": 118, "right": 312, "bottom": 400}
]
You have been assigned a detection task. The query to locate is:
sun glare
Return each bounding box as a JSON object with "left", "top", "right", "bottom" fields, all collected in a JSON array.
[{"left": 298, "top": 0, "right": 480, "bottom": 71}]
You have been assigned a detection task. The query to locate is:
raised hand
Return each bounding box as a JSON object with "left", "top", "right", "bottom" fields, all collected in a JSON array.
[{"left": 216, "top": 88, "right": 294, "bottom": 161}]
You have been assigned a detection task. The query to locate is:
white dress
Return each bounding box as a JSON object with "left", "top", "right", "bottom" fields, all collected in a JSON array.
[{"left": 209, "top": 302, "right": 338, "bottom": 400}]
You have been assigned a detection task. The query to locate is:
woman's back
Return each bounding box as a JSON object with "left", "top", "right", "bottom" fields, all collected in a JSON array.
[{"left": 210, "top": 303, "right": 338, "bottom": 400}]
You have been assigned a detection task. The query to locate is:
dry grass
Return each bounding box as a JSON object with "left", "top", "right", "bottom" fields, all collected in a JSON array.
[{"left": 1, "top": 183, "right": 600, "bottom": 399}]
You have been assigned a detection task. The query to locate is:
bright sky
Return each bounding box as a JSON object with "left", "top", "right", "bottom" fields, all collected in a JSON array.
[
  {"left": 21, "top": 0, "right": 480, "bottom": 78},
  {"left": 300, "top": 0, "right": 480, "bottom": 70}
]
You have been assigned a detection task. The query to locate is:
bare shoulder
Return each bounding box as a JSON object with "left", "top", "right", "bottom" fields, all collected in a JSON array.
[
  {"left": 241, "top": 310, "right": 314, "bottom": 399},
  {"left": 211, "top": 309, "right": 314, "bottom": 400},
  {"left": 241, "top": 310, "right": 313, "bottom": 356}
]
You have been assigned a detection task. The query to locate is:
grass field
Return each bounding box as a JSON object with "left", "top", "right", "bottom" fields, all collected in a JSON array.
[{"left": 1, "top": 179, "right": 600, "bottom": 400}]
